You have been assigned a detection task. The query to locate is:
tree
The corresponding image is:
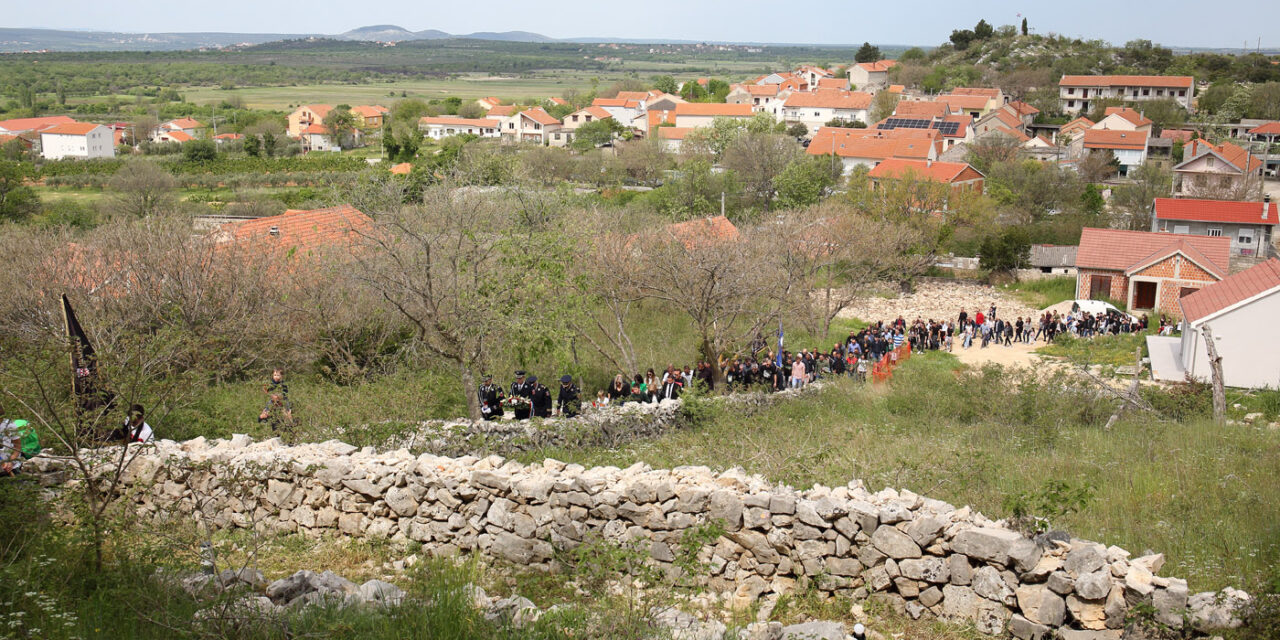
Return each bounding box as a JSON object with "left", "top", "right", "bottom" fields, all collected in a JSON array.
[
  {"left": 774, "top": 202, "right": 928, "bottom": 337},
  {"left": 682, "top": 117, "right": 748, "bottom": 159},
  {"left": 571, "top": 117, "right": 625, "bottom": 151},
  {"left": 855, "top": 42, "right": 882, "bottom": 64},
  {"left": 456, "top": 102, "right": 485, "bottom": 119},
  {"left": 870, "top": 91, "right": 901, "bottom": 123},
  {"left": 785, "top": 122, "right": 810, "bottom": 138},
  {"left": 899, "top": 47, "right": 927, "bottom": 62},
  {"left": 720, "top": 131, "right": 802, "bottom": 211},
  {"left": 261, "top": 131, "right": 278, "bottom": 158},
  {"left": 973, "top": 19, "right": 994, "bottom": 40},
  {"left": 107, "top": 159, "right": 177, "bottom": 218},
  {"left": 652, "top": 75, "right": 678, "bottom": 94},
  {"left": 1247, "top": 82, "right": 1280, "bottom": 120},
  {"left": 680, "top": 80, "right": 708, "bottom": 102},
  {"left": 950, "top": 29, "right": 976, "bottom": 50},
  {"left": 1078, "top": 150, "right": 1119, "bottom": 182},
  {"left": 1080, "top": 183, "right": 1105, "bottom": 217},
  {"left": 243, "top": 133, "right": 261, "bottom": 157},
  {"left": 0, "top": 161, "right": 40, "bottom": 222},
  {"left": 616, "top": 137, "right": 672, "bottom": 186},
  {"left": 1110, "top": 162, "right": 1172, "bottom": 229},
  {"left": 322, "top": 105, "right": 358, "bottom": 149},
  {"left": 979, "top": 227, "right": 1031, "bottom": 274},
  {"left": 775, "top": 156, "right": 839, "bottom": 210},
  {"left": 1021, "top": 17, "right": 1028, "bottom": 36},
  {"left": 182, "top": 139, "right": 217, "bottom": 162},
  {"left": 132, "top": 114, "right": 158, "bottom": 146},
  {"left": 824, "top": 118, "right": 865, "bottom": 129},
  {"left": 1137, "top": 99, "right": 1187, "bottom": 132},
  {"left": 353, "top": 185, "right": 571, "bottom": 421},
  {"left": 630, "top": 222, "right": 782, "bottom": 382}
]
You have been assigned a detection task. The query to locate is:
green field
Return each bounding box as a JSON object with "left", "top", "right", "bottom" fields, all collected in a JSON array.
[{"left": 178, "top": 74, "right": 607, "bottom": 109}]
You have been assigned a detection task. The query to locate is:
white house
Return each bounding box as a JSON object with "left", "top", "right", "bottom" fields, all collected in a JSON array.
[
  {"left": 1170, "top": 258, "right": 1280, "bottom": 388},
  {"left": 847, "top": 60, "right": 898, "bottom": 92},
  {"left": 1092, "top": 107, "right": 1153, "bottom": 133},
  {"left": 1151, "top": 197, "right": 1277, "bottom": 257},
  {"left": 726, "top": 84, "right": 790, "bottom": 118},
  {"left": 160, "top": 117, "right": 204, "bottom": 138},
  {"left": 418, "top": 116, "right": 501, "bottom": 140},
  {"left": 1076, "top": 129, "right": 1148, "bottom": 177},
  {"left": 781, "top": 90, "right": 873, "bottom": 135},
  {"left": 40, "top": 123, "right": 114, "bottom": 159},
  {"left": 299, "top": 124, "right": 340, "bottom": 153},
  {"left": 1058, "top": 75, "right": 1194, "bottom": 114},
  {"left": 506, "top": 107, "right": 562, "bottom": 144}
]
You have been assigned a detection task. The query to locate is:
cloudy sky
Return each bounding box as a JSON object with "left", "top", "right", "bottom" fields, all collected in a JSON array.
[{"left": 9, "top": 0, "right": 1279, "bottom": 49}]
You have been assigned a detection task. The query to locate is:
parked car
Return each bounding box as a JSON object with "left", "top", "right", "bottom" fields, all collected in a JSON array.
[{"left": 1070, "top": 299, "right": 1137, "bottom": 323}]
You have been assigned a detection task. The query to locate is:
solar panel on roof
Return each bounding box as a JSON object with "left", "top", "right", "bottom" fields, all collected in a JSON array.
[{"left": 881, "top": 117, "right": 961, "bottom": 136}]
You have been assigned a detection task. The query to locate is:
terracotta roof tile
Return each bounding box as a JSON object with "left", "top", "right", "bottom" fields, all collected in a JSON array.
[
  {"left": 893, "top": 101, "right": 949, "bottom": 118},
  {"left": 1082, "top": 129, "right": 1148, "bottom": 150},
  {"left": 657, "top": 127, "right": 693, "bottom": 140},
  {"left": 1102, "top": 106, "right": 1153, "bottom": 127},
  {"left": 220, "top": 205, "right": 373, "bottom": 257},
  {"left": 1076, "top": 227, "right": 1229, "bottom": 277},
  {"left": 41, "top": 123, "right": 102, "bottom": 136},
  {"left": 1252, "top": 121, "right": 1280, "bottom": 135},
  {"left": 1159, "top": 129, "right": 1194, "bottom": 142},
  {"left": 949, "top": 87, "right": 1001, "bottom": 98},
  {"left": 520, "top": 107, "right": 560, "bottom": 126},
  {"left": 856, "top": 60, "right": 898, "bottom": 72},
  {"left": 783, "top": 90, "right": 872, "bottom": 110},
  {"left": 166, "top": 117, "right": 204, "bottom": 129},
  {"left": 816, "top": 78, "right": 849, "bottom": 89},
  {"left": 1180, "top": 258, "right": 1280, "bottom": 324},
  {"left": 487, "top": 105, "right": 518, "bottom": 117},
  {"left": 0, "top": 115, "right": 77, "bottom": 132},
  {"left": 807, "top": 127, "right": 937, "bottom": 160},
  {"left": 1154, "top": 198, "right": 1278, "bottom": 226},
  {"left": 1059, "top": 75, "right": 1193, "bottom": 89},
  {"left": 673, "top": 103, "right": 754, "bottom": 117},
  {"left": 867, "top": 158, "right": 981, "bottom": 183},
  {"left": 1179, "top": 139, "right": 1262, "bottom": 173},
  {"left": 665, "top": 215, "right": 739, "bottom": 247},
  {"left": 350, "top": 105, "right": 389, "bottom": 118},
  {"left": 937, "top": 94, "right": 991, "bottom": 110}
]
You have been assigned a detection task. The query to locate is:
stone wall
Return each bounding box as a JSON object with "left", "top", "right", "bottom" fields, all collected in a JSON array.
[{"left": 28, "top": 437, "right": 1249, "bottom": 639}]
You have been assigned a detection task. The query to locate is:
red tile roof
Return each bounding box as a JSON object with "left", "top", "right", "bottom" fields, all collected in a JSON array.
[
  {"left": 299, "top": 104, "right": 334, "bottom": 118},
  {"left": 1082, "top": 129, "right": 1147, "bottom": 150},
  {"left": 937, "top": 94, "right": 991, "bottom": 110},
  {"left": 1102, "top": 106, "right": 1152, "bottom": 128},
  {"left": 664, "top": 215, "right": 739, "bottom": 247},
  {"left": 656, "top": 127, "right": 693, "bottom": 140},
  {"left": 996, "top": 126, "right": 1031, "bottom": 143},
  {"left": 1160, "top": 129, "right": 1194, "bottom": 142},
  {"left": 0, "top": 115, "right": 77, "bottom": 132},
  {"left": 614, "top": 91, "right": 652, "bottom": 101},
  {"left": 592, "top": 97, "right": 641, "bottom": 108},
  {"left": 893, "top": 101, "right": 949, "bottom": 118},
  {"left": 1180, "top": 139, "right": 1262, "bottom": 173},
  {"left": 300, "top": 124, "right": 331, "bottom": 135},
  {"left": 867, "top": 158, "right": 981, "bottom": 183},
  {"left": 520, "top": 107, "right": 560, "bottom": 126},
  {"left": 807, "top": 127, "right": 937, "bottom": 160},
  {"left": 1252, "top": 121, "right": 1280, "bottom": 136},
  {"left": 213, "top": 133, "right": 243, "bottom": 140},
  {"left": 1153, "top": 198, "right": 1278, "bottom": 226},
  {"left": 887, "top": 84, "right": 905, "bottom": 93},
  {"left": 166, "top": 117, "right": 204, "bottom": 129},
  {"left": 1076, "top": 227, "right": 1230, "bottom": 278},
  {"left": 783, "top": 90, "right": 872, "bottom": 110},
  {"left": 487, "top": 105, "right": 518, "bottom": 117},
  {"left": 1059, "top": 75, "right": 1194, "bottom": 89},
  {"left": 735, "top": 84, "right": 781, "bottom": 96},
  {"left": 548, "top": 97, "right": 569, "bottom": 105},
  {"left": 220, "top": 205, "right": 373, "bottom": 256},
  {"left": 816, "top": 78, "right": 849, "bottom": 89},
  {"left": 949, "top": 87, "right": 1000, "bottom": 98},
  {"left": 41, "top": 122, "right": 102, "bottom": 136},
  {"left": 351, "top": 105, "right": 389, "bottom": 118},
  {"left": 163, "top": 130, "right": 194, "bottom": 142},
  {"left": 1008, "top": 100, "right": 1039, "bottom": 116},
  {"left": 1180, "top": 258, "right": 1280, "bottom": 324},
  {"left": 673, "top": 103, "right": 754, "bottom": 117},
  {"left": 856, "top": 60, "right": 898, "bottom": 72}
]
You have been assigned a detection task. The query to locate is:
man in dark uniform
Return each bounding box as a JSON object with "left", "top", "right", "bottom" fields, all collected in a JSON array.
[
  {"left": 529, "top": 376, "right": 552, "bottom": 418},
  {"left": 510, "top": 370, "right": 533, "bottom": 420},
  {"left": 658, "top": 375, "right": 681, "bottom": 401},
  {"left": 556, "top": 375, "right": 581, "bottom": 418},
  {"left": 478, "top": 374, "right": 505, "bottom": 421}
]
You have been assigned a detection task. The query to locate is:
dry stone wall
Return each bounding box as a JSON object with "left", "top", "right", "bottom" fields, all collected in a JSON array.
[{"left": 29, "top": 437, "right": 1249, "bottom": 639}]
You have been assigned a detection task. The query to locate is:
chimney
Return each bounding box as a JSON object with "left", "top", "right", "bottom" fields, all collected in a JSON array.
[
  {"left": 1265, "top": 194, "right": 1272, "bottom": 221},
  {"left": 269, "top": 226, "right": 280, "bottom": 237},
  {"left": 927, "top": 159, "right": 933, "bottom": 168}
]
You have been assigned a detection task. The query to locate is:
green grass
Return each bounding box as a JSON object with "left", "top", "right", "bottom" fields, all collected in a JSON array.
[
  {"left": 518, "top": 353, "right": 1280, "bottom": 594},
  {"left": 1036, "top": 331, "right": 1149, "bottom": 367},
  {"left": 1001, "top": 276, "right": 1076, "bottom": 310}
]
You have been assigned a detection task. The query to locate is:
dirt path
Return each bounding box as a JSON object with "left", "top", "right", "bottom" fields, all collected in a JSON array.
[{"left": 948, "top": 337, "right": 1051, "bottom": 369}]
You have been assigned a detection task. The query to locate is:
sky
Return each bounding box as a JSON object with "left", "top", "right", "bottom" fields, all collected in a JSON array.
[{"left": 8, "top": 0, "right": 1280, "bottom": 50}]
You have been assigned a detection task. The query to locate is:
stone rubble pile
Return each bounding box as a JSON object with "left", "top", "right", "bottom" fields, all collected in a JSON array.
[
  {"left": 370, "top": 384, "right": 821, "bottom": 457},
  {"left": 28, "top": 436, "right": 1250, "bottom": 639},
  {"left": 836, "top": 280, "right": 1040, "bottom": 324}
]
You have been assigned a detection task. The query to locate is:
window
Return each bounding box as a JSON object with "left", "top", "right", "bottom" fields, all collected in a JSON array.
[
  {"left": 1156, "top": 90, "right": 1164, "bottom": 96},
  {"left": 1239, "top": 229, "right": 1255, "bottom": 244},
  {"left": 571, "top": 115, "right": 578, "bottom": 122},
  {"left": 1207, "top": 157, "right": 1215, "bottom": 167},
  {"left": 1067, "top": 100, "right": 1075, "bottom": 108},
  {"left": 1173, "top": 225, "right": 1190, "bottom": 234},
  {"left": 1067, "top": 88, "right": 1075, "bottom": 95},
  {"left": 1179, "top": 90, "right": 1186, "bottom": 97},
  {"left": 1142, "top": 89, "right": 1150, "bottom": 96},
  {"left": 1207, "top": 228, "right": 1223, "bottom": 237}
]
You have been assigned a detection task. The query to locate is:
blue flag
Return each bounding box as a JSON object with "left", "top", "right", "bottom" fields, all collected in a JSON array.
[{"left": 775, "top": 321, "right": 784, "bottom": 367}]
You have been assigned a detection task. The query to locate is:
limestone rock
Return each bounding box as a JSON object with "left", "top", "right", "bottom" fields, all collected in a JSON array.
[
  {"left": 1063, "top": 544, "right": 1106, "bottom": 577},
  {"left": 1015, "top": 584, "right": 1066, "bottom": 626},
  {"left": 870, "top": 525, "right": 921, "bottom": 559},
  {"left": 1074, "top": 569, "right": 1111, "bottom": 600},
  {"left": 973, "top": 565, "right": 1016, "bottom": 605},
  {"left": 1066, "top": 594, "right": 1107, "bottom": 630},
  {"left": 1008, "top": 613, "right": 1052, "bottom": 640},
  {"left": 899, "top": 557, "right": 949, "bottom": 583},
  {"left": 779, "top": 620, "right": 844, "bottom": 640},
  {"left": 951, "top": 527, "right": 1023, "bottom": 566}
]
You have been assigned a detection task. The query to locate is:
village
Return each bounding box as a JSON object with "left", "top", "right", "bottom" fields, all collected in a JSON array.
[{"left": 1, "top": 13, "right": 1280, "bottom": 640}]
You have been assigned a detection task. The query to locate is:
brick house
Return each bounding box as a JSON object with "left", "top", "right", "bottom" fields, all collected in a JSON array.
[{"left": 1075, "top": 228, "right": 1230, "bottom": 317}]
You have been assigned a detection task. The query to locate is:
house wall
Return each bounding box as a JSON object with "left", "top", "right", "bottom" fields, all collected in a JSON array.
[
  {"left": 287, "top": 107, "right": 326, "bottom": 138},
  {"left": 41, "top": 129, "right": 113, "bottom": 160},
  {"left": 1059, "top": 83, "right": 1193, "bottom": 114},
  {"left": 1152, "top": 219, "right": 1274, "bottom": 256},
  {"left": 421, "top": 124, "right": 499, "bottom": 140},
  {"left": 1183, "top": 289, "right": 1280, "bottom": 388},
  {"left": 1125, "top": 255, "right": 1220, "bottom": 317},
  {"left": 305, "top": 133, "right": 340, "bottom": 153},
  {"left": 1076, "top": 268, "right": 1129, "bottom": 302},
  {"left": 782, "top": 106, "right": 867, "bottom": 135}
]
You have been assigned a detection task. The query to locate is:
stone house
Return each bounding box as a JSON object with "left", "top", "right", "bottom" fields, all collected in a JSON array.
[{"left": 1075, "top": 227, "right": 1230, "bottom": 317}]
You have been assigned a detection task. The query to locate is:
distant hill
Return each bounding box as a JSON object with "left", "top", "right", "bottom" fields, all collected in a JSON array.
[{"left": 0, "top": 25, "right": 559, "bottom": 52}]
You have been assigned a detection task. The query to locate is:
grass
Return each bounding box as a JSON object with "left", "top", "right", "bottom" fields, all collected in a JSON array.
[
  {"left": 1001, "top": 276, "right": 1076, "bottom": 310},
  {"left": 517, "top": 352, "right": 1280, "bottom": 594},
  {"left": 1036, "top": 331, "right": 1149, "bottom": 367}
]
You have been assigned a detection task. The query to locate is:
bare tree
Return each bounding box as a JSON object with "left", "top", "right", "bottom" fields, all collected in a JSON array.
[
  {"left": 352, "top": 185, "right": 571, "bottom": 419},
  {"left": 774, "top": 202, "right": 930, "bottom": 338},
  {"left": 569, "top": 209, "right": 651, "bottom": 375},
  {"left": 630, "top": 220, "right": 783, "bottom": 379},
  {"left": 615, "top": 137, "right": 672, "bottom": 187},
  {"left": 108, "top": 158, "right": 177, "bottom": 219}
]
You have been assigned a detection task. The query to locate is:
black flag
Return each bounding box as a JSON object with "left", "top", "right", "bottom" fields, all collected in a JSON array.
[{"left": 61, "top": 294, "right": 114, "bottom": 419}]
